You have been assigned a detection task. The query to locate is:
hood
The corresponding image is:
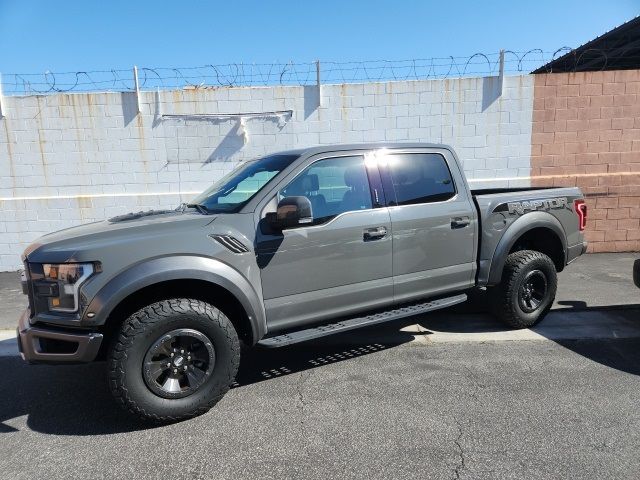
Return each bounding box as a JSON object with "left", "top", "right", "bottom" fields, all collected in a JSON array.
[{"left": 23, "top": 209, "right": 216, "bottom": 264}]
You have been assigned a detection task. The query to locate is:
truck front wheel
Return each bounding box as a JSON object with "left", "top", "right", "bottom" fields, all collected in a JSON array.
[
  {"left": 108, "top": 298, "right": 240, "bottom": 423},
  {"left": 490, "top": 250, "right": 557, "bottom": 329}
]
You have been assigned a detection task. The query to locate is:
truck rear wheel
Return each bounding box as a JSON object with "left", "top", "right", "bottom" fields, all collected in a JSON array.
[
  {"left": 108, "top": 298, "right": 240, "bottom": 423},
  {"left": 490, "top": 250, "right": 557, "bottom": 329}
]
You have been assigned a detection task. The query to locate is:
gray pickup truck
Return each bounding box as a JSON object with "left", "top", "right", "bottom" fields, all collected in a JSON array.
[{"left": 17, "top": 143, "right": 588, "bottom": 422}]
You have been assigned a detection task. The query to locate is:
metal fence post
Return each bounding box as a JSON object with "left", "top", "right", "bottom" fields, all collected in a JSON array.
[
  {"left": 498, "top": 49, "right": 505, "bottom": 94},
  {"left": 0, "top": 73, "right": 4, "bottom": 118},
  {"left": 316, "top": 60, "right": 322, "bottom": 107},
  {"left": 155, "top": 87, "right": 162, "bottom": 118},
  {"left": 133, "top": 65, "right": 141, "bottom": 114}
]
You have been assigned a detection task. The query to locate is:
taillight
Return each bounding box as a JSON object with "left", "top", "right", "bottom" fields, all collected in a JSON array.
[{"left": 574, "top": 199, "right": 587, "bottom": 231}]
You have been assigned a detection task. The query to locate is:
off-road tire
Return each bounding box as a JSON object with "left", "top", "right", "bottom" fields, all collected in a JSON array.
[
  {"left": 490, "top": 250, "right": 557, "bottom": 329},
  {"left": 108, "top": 298, "right": 240, "bottom": 423}
]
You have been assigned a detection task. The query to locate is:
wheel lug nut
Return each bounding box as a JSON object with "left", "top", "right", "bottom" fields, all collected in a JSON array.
[
  {"left": 181, "top": 349, "right": 184, "bottom": 354},
  {"left": 187, "top": 356, "right": 191, "bottom": 360},
  {"left": 166, "top": 362, "right": 171, "bottom": 367},
  {"left": 170, "top": 353, "right": 174, "bottom": 357},
  {"left": 184, "top": 366, "right": 188, "bottom": 371},
  {"left": 173, "top": 368, "right": 178, "bottom": 374}
]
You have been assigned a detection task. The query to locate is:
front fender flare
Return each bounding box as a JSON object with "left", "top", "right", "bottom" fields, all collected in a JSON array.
[
  {"left": 484, "top": 212, "right": 567, "bottom": 286},
  {"left": 82, "top": 256, "right": 266, "bottom": 342}
]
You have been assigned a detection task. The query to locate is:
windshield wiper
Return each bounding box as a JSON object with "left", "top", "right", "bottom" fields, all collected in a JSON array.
[
  {"left": 187, "top": 203, "right": 210, "bottom": 215},
  {"left": 176, "top": 202, "right": 211, "bottom": 215}
]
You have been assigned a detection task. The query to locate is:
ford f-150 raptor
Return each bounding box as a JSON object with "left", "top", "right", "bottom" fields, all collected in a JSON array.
[{"left": 17, "top": 143, "right": 588, "bottom": 422}]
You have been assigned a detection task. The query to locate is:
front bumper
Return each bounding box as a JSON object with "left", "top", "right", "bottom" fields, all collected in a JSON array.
[{"left": 17, "top": 308, "right": 103, "bottom": 364}]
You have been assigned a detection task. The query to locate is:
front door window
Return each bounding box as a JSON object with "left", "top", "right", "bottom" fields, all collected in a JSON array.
[{"left": 279, "top": 155, "right": 372, "bottom": 225}]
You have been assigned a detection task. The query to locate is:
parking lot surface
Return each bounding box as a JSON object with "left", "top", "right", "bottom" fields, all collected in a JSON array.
[{"left": 1, "top": 330, "right": 639, "bottom": 479}]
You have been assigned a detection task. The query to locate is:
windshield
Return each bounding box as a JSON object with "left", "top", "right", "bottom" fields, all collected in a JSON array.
[{"left": 190, "top": 153, "right": 299, "bottom": 213}]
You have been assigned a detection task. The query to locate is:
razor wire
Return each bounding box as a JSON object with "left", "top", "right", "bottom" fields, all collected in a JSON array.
[{"left": 1, "top": 48, "right": 584, "bottom": 96}]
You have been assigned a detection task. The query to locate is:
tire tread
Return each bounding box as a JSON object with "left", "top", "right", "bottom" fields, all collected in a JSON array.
[
  {"left": 490, "top": 250, "right": 557, "bottom": 329},
  {"left": 107, "top": 298, "right": 240, "bottom": 423}
]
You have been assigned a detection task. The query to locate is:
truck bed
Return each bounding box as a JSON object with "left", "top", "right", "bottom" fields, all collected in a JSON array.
[{"left": 472, "top": 186, "right": 585, "bottom": 286}]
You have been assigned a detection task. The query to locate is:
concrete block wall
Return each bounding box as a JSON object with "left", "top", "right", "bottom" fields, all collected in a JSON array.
[
  {"left": 530, "top": 70, "right": 640, "bottom": 252},
  {"left": 0, "top": 76, "right": 534, "bottom": 271}
]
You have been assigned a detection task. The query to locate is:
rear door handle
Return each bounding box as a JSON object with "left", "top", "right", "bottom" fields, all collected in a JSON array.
[
  {"left": 451, "top": 217, "right": 470, "bottom": 229},
  {"left": 363, "top": 226, "right": 387, "bottom": 241}
]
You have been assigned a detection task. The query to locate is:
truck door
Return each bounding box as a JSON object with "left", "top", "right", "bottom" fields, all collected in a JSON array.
[
  {"left": 378, "top": 149, "right": 477, "bottom": 303},
  {"left": 255, "top": 152, "right": 394, "bottom": 333}
]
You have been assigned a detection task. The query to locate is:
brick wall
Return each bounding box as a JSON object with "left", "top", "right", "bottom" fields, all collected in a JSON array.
[
  {"left": 0, "top": 76, "right": 534, "bottom": 271},
  {"left": 531, "top": 70, "right": 640, "bottom": 252}
]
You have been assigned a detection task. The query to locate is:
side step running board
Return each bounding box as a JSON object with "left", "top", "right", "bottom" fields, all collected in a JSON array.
[{"left": 257, "top": 293, "right": 467, "bottom": 348}]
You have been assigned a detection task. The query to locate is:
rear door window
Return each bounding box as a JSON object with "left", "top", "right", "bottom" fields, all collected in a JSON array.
[{"left": 387, "top": 153, "right": 456, "bottom": 205}]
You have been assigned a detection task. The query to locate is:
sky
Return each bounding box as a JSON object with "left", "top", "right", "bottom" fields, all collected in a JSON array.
[{"left": 0, "top": 0, "right": 638, "bottom": 74}]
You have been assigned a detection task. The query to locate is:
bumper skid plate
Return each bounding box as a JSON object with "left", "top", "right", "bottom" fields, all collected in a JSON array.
[{"left": 17, "top": 309, "right": 103, "bottom": 363}]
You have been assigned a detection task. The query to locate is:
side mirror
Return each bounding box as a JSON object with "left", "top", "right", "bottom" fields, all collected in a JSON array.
[{"left": 266, "top": 196, "right": 313, "bottom": 230}]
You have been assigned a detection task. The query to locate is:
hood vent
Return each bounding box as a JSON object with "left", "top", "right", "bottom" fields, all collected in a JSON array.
[
  {"left": 109, "top": 209, "right": 174, "bottom": 223},
  {"left": 209, "top": 234, "right": 250, "bottom": 254}
]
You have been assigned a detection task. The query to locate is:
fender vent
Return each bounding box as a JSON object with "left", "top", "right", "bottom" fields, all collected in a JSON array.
[{"left": 209, "top": 234, "right": 250, "bottom": 254}]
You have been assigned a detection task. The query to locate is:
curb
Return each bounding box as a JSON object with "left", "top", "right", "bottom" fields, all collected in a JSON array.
[
  {"left": 0, "top": 330, "right": 15, "bottom": 341},
  {"left": 0, "top": 331, "right": 17, "bottom": 358}
]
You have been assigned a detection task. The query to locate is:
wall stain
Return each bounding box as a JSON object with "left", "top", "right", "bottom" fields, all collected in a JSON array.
[
  {"left": 517, "top": 75, "right": 525, "bottom": 111},
  {"left": 2, "top": 120, "right": 17, "bottom": 194},
  {"left": 70, "top": 94, "right": 87, "bottom": 180},
  {"left": 136, "top": 111, "right": 148, "bottom": 173},
  {"left": 86, "top": 93, "right": 96, "bottom": 130},
  {"left": 340, "top": 84, "right": 348, "bottom": 120},
  {"left": 186, "top": 87, "right": 200, "bottom": 113},
  {"left": 34, "top": 97, "right": 50, "bottom": 185},
  {"left": 455, "top": 78, "right": 463, "bottom": 140},
  {"left": 57, "top": 93, "right": 68, "bottom": 117},
  {"left": 76, "top": 196, "right": 92, "bottom": 223},
  {"left": 172, "top": 90, "right": 182, "bottom": 114}
]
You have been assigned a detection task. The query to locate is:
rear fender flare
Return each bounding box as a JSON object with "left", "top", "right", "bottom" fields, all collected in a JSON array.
[{"left": 485, "top": 212, "right": 567, "bottom": 286}]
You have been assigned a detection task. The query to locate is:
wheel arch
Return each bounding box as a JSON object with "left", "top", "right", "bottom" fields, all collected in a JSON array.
[
  {"left": 485, "top": 212, "right": 567, "bottom": 286},
  {"left": 85, "top": 256, "right": 266, "bottom": 349}
]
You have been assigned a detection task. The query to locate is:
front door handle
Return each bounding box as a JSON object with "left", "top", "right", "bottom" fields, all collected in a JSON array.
[
  {"left": 363, "top": 226, "right": 388, "bottom": 241},
  {"left": 451, "top": 217, "right": 470, "bottom": 229}
]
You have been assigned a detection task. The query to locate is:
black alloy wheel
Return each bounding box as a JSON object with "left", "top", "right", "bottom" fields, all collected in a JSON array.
[
  {"left": 517, "top": 270, "right": 548, "bottom": 313},
  {"left": 143, "top": 328, "right": 216, "bottom": 399}
]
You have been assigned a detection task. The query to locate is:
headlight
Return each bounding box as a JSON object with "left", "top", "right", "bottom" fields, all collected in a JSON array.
[{"left": 35, "top": 263, "right": 95, "bottom": 313}]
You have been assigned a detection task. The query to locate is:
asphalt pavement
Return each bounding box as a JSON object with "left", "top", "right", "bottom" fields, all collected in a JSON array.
[
  {"left": 0, "top": 253, "right": 639, "bottom": 479},
  {"left": 1, "top": 333, "right": 639, "bottom": 479}
]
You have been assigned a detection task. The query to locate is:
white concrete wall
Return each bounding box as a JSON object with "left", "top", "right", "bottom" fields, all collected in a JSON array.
[{"left": 0, "top": 75, "right": 534, "bottom": 271}]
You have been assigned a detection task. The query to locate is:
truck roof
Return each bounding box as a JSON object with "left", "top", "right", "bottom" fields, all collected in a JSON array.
[{"left": 272, "top": 142, "right": 453, "bottom": 158}]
